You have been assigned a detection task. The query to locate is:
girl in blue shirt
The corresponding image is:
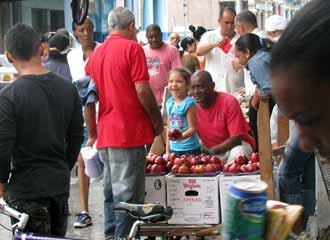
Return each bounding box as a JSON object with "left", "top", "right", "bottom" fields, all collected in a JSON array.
[{"left": 166, "top": 68, "right": 201, "bottom": 155}]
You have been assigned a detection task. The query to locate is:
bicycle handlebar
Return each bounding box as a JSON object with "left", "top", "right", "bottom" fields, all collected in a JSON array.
[
  {"left": 0, "top": 198, "right": 29, "bottom": 230},
  {"left": 114, "top": 202, "right": 173, "bottom": 222}
]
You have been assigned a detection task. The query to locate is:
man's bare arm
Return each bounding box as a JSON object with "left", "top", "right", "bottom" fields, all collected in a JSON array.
[
  {"left": 196, "top": 38, "right": 226, "bottom": 56},
  {"left": 135, "top": 83, "right": 163, "bottom": 136}
]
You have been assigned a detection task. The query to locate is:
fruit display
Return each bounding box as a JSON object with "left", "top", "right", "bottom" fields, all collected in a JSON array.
[
  {"left": 146, "top": 152, "right": 260, "bottom": 175},
  {"left": 222, "top": 153, "right": 260, "bottom": 174},
  {"left": 145, "top": 152, "right": 225, "bottom": 175}
]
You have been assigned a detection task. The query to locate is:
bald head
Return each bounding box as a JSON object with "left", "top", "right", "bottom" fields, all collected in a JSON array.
[
  {"left": 191, "top": 70, "right": 216, "bottom": 108},
  {"left": 191, "top": 70, "right": 214, "bottom": 85}
]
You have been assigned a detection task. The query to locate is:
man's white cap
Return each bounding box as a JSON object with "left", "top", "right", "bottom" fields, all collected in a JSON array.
[{"left": 265, "top": 15, "right": 288, "bottom": 32}]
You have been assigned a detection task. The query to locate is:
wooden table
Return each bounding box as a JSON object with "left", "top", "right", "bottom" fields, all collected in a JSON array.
[{"left": 139, "top": 223, "right": 219, "bottom": 237}]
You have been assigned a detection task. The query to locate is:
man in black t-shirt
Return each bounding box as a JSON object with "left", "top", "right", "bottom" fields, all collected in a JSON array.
[{"left": 0, "top": 24, "right": 84, "bottom": 237}]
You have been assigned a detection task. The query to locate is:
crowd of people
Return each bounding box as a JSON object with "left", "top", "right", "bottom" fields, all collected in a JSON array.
[{"left": 0, "top": 0, "right": 328, "bottom": 238}]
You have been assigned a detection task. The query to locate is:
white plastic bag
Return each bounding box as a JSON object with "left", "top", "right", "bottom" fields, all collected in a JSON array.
[{"left": 81, "top": 143, "right": 103, "bottom": 178}]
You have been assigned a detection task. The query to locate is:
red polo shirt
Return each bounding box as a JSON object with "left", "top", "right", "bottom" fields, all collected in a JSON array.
[
  {"left": 197, "top": 92, "right": 256, "bottom": 151},
  {"left": 85, "top": 34, "right": 154, "bottom": 148}
]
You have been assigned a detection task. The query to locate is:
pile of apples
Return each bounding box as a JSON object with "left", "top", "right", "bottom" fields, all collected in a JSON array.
[
  {"left": 222, "top": 153, "right": 260, "bottom": 174},
  {"left": 145, "top": 153, "right": 225, "bottom": 175}
]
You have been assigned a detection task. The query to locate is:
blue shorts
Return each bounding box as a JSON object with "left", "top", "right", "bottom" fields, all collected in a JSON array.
[{"left": 81, "top": 127, "right": 88, "bottom": 147}]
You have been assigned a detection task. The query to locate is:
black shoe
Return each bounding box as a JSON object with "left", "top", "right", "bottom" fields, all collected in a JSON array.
[{"left": 73, "top": 212, "right": 92, "bottom": 228}]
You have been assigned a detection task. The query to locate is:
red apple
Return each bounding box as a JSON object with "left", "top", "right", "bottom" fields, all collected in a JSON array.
[
  {"left": 154, "top": 156, "right": 165, "bottom": 165},
  {"left": 252, "top": 162, "right": 259, "bottom": 170},
  {"left": 246, "top": 164, "right": 254, "bottom": 172},
  {"left": 171, "top": 164, "right": 180, "bottom": 173},
  {"left": 168, "top": 153, "right": 178, "bottom": 162},
  {"left": 151, "top": 164, "right": 164, "bottom": 173},
  {"left": 168, "top": 128, "right": 182, "bottom": 139},
  {"left": 240, "top": 164, "right": 247, "bottom": 173},
  {"left": 251, "top": 152, "right": 259, "bottom": 163},
  {"left": 223, "top": 163, "right": 230, "bottom": 172},
  {"left": 229, "top": 163, "right": 240, "bottom": 173},
  {"left": 214, "top": 163, "right": 222, "bottom": 171},
  {"left": 219, "top": 159, "right": 225, "bottom": 167},
  {"left": 189, "top": 157, "right": 200, "bottom": 166},
  {"left": 178, "top": 165, "right": 190, "bottom": 174},
  {"left": 195, "top": 164, "right": 206, "bottom": 174},
  {"left": 209, "top": 156, "right": 221, "bottom": 164},
  {"left": 234, "top": 158, "right": 241, "bottom": 165},
  {"left": 180, "top": 154, "right": 188, "bottom": 160},
  {"left": 173, "top": 157, "right": 182, "bottom": 166},
  {"left": 146, "top": 153, "right": 155, "bottom": 164},
  {"left": 151, "top": 154, "right": 158, "bottom": 163},
  {"left": 200, "top": 157, "right": 209, "bottom": 165},
  {"left": 163, "top": 153, "right": 169, "bottom": 162},
  {"left": 205, "top": 163, "right": 217, "bottom": 173},
  {"left": 166, "top": 161, "right": 173, "bottom": 171},
  {"left": 190, "top": 165, "right": 197, "bottom": 174},
  {"left": 145, "top": 164, "right": 153, "bottom": 173},
  {"left": 238, "top": 155, "right": 247, "bottom": 165},
  {"left": 183, "top": 158, "right": 192, "bottom": 167}
]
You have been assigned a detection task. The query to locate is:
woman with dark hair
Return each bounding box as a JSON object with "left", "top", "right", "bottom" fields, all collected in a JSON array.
[
  {"left": 189, "top": 25, "right": 207, "bottom": 70},
  {"left": 234, "top": 33, "right": 275, "bottom": 146},
  {"left": 271, "top": 0, "right": 330, "bottom": 159},
  {"left": 235, "top": 33, "right": 272, "bottom": 95},
  {"left": 180, "top": 37, "right": 200, "bottom": 73},
  {"left": 189, "top": 25, "right": 206, "bottom": 42}
]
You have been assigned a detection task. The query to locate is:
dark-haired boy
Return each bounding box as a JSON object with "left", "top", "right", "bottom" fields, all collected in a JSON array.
[{"left": 0, "top": 23, "right": 84, "bottom": 237}]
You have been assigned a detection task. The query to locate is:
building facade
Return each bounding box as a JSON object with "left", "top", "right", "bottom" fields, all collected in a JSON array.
[{"left": 0, "top": 0, "right": 312, "bottom": 53}]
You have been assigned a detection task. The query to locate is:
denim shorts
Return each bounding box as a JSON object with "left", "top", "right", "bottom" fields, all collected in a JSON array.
[{"left": 170, "top": 148, "right": 201, "bottom": 156}]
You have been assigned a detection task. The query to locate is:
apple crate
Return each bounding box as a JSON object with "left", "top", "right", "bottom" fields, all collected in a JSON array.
[
  {"left": 218, "top": 173, "right": 261, "bottom": 222},
  {"left": 145, "top": 173, "right": 167, "bottom": 206},
  {"left": 166, "top": 173, "right": 220, "bottom": 224}
]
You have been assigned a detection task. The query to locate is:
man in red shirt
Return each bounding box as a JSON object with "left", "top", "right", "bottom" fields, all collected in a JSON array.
[
  {"left": 191, "top": 70, "right": 256, "bottom": 162},
  {"left": 84, "top": 7, "right": 163, "bottom": 238}
]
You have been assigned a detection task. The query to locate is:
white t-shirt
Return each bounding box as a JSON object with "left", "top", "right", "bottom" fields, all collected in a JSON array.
[
  {"left": 67, "top": 46, "right": 88, "bottom": 82},
  {"left": 198, "top": 28, "right": 244, "bottom": 93},
  {"left": 270, "top": 105, "right": 295, "bottom": 145}
]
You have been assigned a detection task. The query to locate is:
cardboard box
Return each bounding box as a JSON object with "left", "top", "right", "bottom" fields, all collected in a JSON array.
[
  {"left": 219, "top": 174, "right": 261, "bottom": 223},
  {"left": 166, "top": 174, "right": 220, "bottom": 224},
  {"left": 145, "top": 175, "right": 167, "bottom": 206},
  {"left": 149, "top": 127, "right": 167, "bottom": 156}
]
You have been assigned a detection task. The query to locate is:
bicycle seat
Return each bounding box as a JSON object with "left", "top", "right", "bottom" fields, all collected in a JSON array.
[{"left": 114, "top": 202, "right": 173, "bottom": 223}]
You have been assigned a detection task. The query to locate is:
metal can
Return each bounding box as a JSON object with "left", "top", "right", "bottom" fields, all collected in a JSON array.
[{"left": 221, "top": 178, "right": 268, "bottom": 240}]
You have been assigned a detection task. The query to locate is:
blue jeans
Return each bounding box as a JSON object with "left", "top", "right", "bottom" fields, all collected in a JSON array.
[
  {"left": 279, "top": 134, "right": 315, "bottom": 228},
  {"left": 98, "top": 146, "right": 146, "bottom": 238}
]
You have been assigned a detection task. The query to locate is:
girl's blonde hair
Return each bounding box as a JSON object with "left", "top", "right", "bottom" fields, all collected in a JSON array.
[{"left": 169, "top": 67, "right": 192, "bottom": 85}]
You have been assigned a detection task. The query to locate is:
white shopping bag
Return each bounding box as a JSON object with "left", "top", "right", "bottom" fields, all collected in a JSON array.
[{"left": 81, "top": 144, "right": 103, "bottom": 178}]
